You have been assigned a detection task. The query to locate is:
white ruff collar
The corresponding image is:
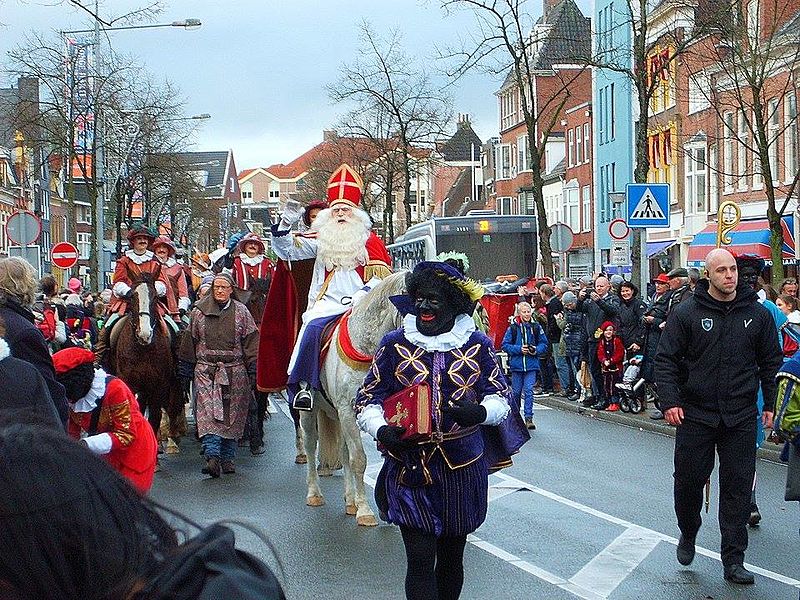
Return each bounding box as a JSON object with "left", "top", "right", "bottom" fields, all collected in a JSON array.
[
  {"left": 126, "top": 250, "right": 154, "bottom": 265},
  {"left": 0, "top": 338, "right": 9, "bottom": 361},
  {"left": 72, "top": 368, "right": 108, "bottom": 412},
  {"left": 402, "top": 313, "right": 475, "bottom": 352},
  {"left": 240, "top": 254, "right": 264, "bottom": 266},
  {"left": 158, "top": 257, "right": 177, "bottom": 268}
]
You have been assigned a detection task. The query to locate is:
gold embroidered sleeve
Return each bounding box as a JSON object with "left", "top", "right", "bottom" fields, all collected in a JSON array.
[{"left": 106, "top": 401, "right": 135, "bottom": 448}]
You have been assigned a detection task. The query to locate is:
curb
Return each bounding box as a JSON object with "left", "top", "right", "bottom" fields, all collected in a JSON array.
[{"left": 535, "top": 394, "right": 785, "bottom": 463}]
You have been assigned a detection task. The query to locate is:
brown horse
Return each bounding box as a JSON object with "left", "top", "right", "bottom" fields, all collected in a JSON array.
[{"left": 110, "top": 271, "right": 183, "bottom": 443}]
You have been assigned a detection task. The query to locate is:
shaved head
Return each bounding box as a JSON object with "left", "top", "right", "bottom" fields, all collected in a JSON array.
[{"left": 704, "top": 249, "right": 738, "bottom": 301}]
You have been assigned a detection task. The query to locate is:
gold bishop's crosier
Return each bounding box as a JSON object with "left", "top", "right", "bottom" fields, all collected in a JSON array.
[{"left": 716, "top": 201, "right": 742, "bottom": 248}]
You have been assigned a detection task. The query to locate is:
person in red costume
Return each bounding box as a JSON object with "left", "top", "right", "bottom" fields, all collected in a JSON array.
[
  {"left": 95, "top": 225, "right": 170, "bottom": 367},
  {"left": 231, "top": 233, "right": 274, "bottom": 293},
  {"left": 271, "top": 164, "right": 392, "bottom": 410},
  {"left": 596, "top": 321, "right": 625, "bottom": 412},
  {"left": 53, "top": 347, "right": 158, "bottom": 493},
  {"left": 152, "top": 236, "right": 191, "bottom": 325}
]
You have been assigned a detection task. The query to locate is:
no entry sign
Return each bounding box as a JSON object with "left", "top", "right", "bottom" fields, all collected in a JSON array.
[{"left": 51, "top": 241, "right": 79, "bottom": 270}]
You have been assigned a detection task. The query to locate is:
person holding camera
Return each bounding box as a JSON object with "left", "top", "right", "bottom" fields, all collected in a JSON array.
[
  {"left": 502, "top": 302, "right": 549, "bottom": 429},
  {"left": 576, "top": 276, "right": 620, "bottom": 409}
]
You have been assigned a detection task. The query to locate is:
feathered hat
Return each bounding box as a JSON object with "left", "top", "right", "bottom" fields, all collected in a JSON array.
[{"left": 326, "top": 164, "right": 363, "bottom": 208}]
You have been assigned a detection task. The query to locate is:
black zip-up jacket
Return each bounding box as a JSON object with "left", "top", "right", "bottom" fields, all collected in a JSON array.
[
  {"left": 654, "top": 280, "right": 783, "bottom": 427},
  {"left": 618, "top": 297, "right": 647, "bottom": 349}
]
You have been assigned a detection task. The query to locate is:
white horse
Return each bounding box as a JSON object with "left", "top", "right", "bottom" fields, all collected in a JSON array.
[{"left": 300, "top": 271, "right": 406, "bottom": 527}]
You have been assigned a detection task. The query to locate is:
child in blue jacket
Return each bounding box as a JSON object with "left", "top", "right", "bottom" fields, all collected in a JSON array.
[{"left": 502, "top": 302, "right": 549, "bottom": 430}]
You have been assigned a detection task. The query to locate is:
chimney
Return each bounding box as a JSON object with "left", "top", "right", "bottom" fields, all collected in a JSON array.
[
  {"left": 323, "top": 130, "right": 338, "bottom": 142},
  {"left": 544, "top": 0, "right": 560, "bottom": 20}
]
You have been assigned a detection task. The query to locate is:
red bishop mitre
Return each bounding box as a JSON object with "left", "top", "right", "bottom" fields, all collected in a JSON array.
[{"left": 327, "top": 164, "right": 363, "bottom": 208}]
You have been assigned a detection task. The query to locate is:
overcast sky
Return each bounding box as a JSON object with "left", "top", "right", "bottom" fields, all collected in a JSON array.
[{"left": 0, "top": 0, "right": 590, "bottom": 172}]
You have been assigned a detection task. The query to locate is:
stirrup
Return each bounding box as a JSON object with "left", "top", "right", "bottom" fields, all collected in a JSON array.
[{"left": 292, "top": 387, "right": 313, "bottom": 411}]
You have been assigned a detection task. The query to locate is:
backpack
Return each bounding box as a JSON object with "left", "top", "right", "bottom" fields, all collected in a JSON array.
[
  {"left": 782, "top": 323, "right": 800, "bottom": 358},
  {"left": 36, "top": 306, "right": 57, "bottom": 341},
  {"left": 775, "top": 359, "right": 800, "bottom": 442}
]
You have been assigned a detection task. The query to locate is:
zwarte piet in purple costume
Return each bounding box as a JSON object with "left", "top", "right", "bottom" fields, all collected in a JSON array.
[{"left": 355, "top": 261, "right": 529, "bottom": 600}]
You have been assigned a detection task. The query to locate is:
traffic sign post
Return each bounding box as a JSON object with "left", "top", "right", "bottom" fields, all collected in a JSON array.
[
  {"left": 6, "top": 210, "right": 41, "bottom": 246},
  {"left": 609, "top": 218, "right": 630, "bottom": 240},
  {"left": 51, "top": 241, "right": 80, "bottom": 270},
  {"left": 549, "top": 223, "right": 574, "bottom": 279},
  {"left": 610, "top": 239, "right": 631, "bottom": 266},
  {"left": 626, "top": 184, "right": 670, "bottom": 228}
]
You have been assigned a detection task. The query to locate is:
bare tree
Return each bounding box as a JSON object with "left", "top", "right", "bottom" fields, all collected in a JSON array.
[
  {"left": 328, "top": 22, "right": 452, "bottom": 239},
  {"left": 681, "top": 0, "right": 800, "bottom": 281},
  {"left": 439, "top": 0, "right": 590, "bottom": 279}
]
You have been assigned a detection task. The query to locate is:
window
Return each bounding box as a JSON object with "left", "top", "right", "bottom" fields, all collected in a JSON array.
[
  {"left": 575, "top": 127, "right": 582, "bottom": 164},
  {"left": 688, "top": 73, "right": 711, "bottom": 114},
  {"left": 723, "top": 112, "right": 735, "bottom": 192},
  {"left": 241, "top": 190, "right": 253, "bottom": 201},
  {"left": 581, "top": 185, "right": 591, "bottom": 232},
  {"left": 685, "top": 144, "right": 707, "bottom": 215},
  {"left": 500, "top": 91, "right": 519, "bottom": 131},
  {"left": 738, "top": 111, "right": 748, "bottom": 190},
  {"left": 709, "top": 144, "right": 719, "bottom": 213},
  {"left": 419, "top": 189, "right": 427, "bottom": 210},
  {"left": 747, "top": 0, "right": 760, "bottom": 47},
  {"left": 786, "top": 93, "right": 798, "bottom": 182},
  {"left": 610, "top": 83, "right": 616, "bottom": 140},
  {"left": 268, "top": 180, "right": 280, "bottom": 199},
  {"left": 568, "top": 129, "right": 574, "bottom": 167},
  {"left": 76, "top": 203, "right": 92, "bottom": 224},
  {"left": 495, "top": 144, "right": 512, "bottom": 179},
  {"left": 565, "top": 185, "right": 580, "bottom": 232},
  {"left": 648, "top": 124, "right": 676, "bottom": 190},
  {"left": 648, "top": 46, "right": 675, "bottom": 114},
  {"left": 598, "top": 89, "right": 605, "bottom": 144},
  {"left": 495, "top": 196, "right": 514, "bottom": 214},
  {"left": 517, "top": 135, "right": 530, "bottom": 172},
  {"left": 583, "top": 123, "right": 590, "bottom": 162},
  {"left": 768, "top": 98, "right": 780, "bottom": 183},
  {"left": 77, "top": 232, "right": 91, "bottom": 259},
  {"left": 0, "top": 213, "right": 8, "bottom": 252}
]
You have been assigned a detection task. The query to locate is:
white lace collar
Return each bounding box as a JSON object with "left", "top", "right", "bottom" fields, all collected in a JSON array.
[
  {"left": 402, "top": 313, "right": 475, "bottom": 352},
  {"left": 0, "top": 338, "right": 9, "bottom": 361},
  {"left": 125, "top": 249, "right": 154, "bottom": 265},
  {"left": 240, "top": 254, "right": 264, "bottom": 266},
  {"left": 72, "top": 368, "right": 108, "bottom": 412}
]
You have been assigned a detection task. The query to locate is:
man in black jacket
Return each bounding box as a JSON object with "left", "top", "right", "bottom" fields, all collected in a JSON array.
[
  {"left": 577, "top": 276, "right": 620, "bottom": 408},
  {"left": 655, "top": 249, "right": 783, "bottom": 585}
]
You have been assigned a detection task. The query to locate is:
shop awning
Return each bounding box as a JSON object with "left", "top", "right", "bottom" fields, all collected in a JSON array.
[
  {"left": 646, "top": 239, "right": 676, "bottom": 258},
  {"left": 687, "top": 215, "right": 795, "bottom": 267}
]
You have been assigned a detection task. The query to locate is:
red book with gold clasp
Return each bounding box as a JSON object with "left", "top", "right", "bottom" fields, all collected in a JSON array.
[{"left": 382, "top": 383, "right": 432, "bottom": 441}]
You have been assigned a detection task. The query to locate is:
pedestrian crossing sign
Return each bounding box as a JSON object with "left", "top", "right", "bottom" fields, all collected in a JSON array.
[{"left": 626, "top": 183, "right": 670, "bottom": 228}]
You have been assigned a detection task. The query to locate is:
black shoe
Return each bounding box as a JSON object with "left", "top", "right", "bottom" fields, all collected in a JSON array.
[
  {"left": 581, "top": 396, "right": 595, "bottom": 407},
  {"left": 748, "top": 503, "right": 761, "bottom": 527},
  {"left": 292, "top": 388, "right": 313, "bottom": 411},
  {"left": 201, "top": 456, "right": 221, "bottom": 478},
  {"left": 590, "top": 401, "right": 608, "bottom": 410},
  {"left": 250, "top": 443, "right": 266, "bottom": 456},
  {"left": 724, "top": 564, "right": 755, "bottom": 584},
  {"left": 676, "top": 535, "right": 695, "bottom": 566},
  {"left": 649, "top": 409, "right": 664, "bottom": 420}
]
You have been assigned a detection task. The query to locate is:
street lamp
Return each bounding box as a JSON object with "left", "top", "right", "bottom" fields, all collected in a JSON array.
[{"left": 61, "top": 14, "right": 202, "bottom": 290}]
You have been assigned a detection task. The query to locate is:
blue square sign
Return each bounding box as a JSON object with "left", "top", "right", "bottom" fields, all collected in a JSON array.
[{"left": 626, "top": 183, "right": 670, "bottom": 228}]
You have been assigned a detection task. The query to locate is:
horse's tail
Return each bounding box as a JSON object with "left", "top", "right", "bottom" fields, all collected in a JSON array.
[{"left": 316, "top": 408, "right": 342, "bottom": 470}]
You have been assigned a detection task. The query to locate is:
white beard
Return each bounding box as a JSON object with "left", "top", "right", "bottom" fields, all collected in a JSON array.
[{"left": 315, "top": 210, "right": 370, "bottom": 271}]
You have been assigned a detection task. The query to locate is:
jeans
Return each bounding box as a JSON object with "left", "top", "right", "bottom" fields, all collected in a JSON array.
[
  {"left": 202, "top": 434, "right": 237, "bottom": 459},
  {"left": 553, "top": 344, "right": 571, "bottom": 391},
  {"left": 540, "top": 354, "right": 554, "bottom": 391},
  {"left": 512, "top": 371, "right": 538, "bottom": 418},
  {"left": 566, "top": 354, "right": 581, "bottom": 392}
]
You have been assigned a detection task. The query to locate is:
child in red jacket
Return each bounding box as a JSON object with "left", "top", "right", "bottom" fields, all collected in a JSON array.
[{"left": 596, "top": 321, "right": 625, "bottom": 412}]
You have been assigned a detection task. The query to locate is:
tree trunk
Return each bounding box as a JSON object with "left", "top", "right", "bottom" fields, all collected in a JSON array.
[
  {"left": 402, "top": 147, "right": 412, "bottom": 235},
  {"left": 632, "top": 81, "right": 652, "bottom": 293},
  {"left": 384, "top": 174, "right": 395, "bottom": 243},
  {"left": 529, "top": 141, "right": 553, "bottom": 278},
  {"left": 766, "top": 198, "right": 784, "bottom": 283}
]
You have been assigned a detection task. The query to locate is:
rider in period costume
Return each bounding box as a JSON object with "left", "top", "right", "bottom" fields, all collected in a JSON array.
[
  {"left": 152, "top": 236, "right": 191, "bottom": 325},
  {"left": 354, "top": 261, "right": 529, "bottom": 600},
  {"left": 95, "top": 226, "right": 170, "bottom": 367},
  {"left": 53, "top": 347, "right": 158, "bottom": 493},
  {"left": 270, "top": 164, "right": 392, "bottom": 410},
  {"left": 230, "top": 233, "right": 273, "bottom": 299}
]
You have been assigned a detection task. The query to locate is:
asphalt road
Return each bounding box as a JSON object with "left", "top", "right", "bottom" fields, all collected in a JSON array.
[{"left": 150, "top": 400, "right": 800, "bottom": 600}]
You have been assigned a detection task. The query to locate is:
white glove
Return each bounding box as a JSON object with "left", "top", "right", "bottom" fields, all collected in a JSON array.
[
  {"left": 280, "top": 200, "right": 303, "bottom": 228},
  {"left": 155, "top": 281, "right": 167, "bottom": 297}
]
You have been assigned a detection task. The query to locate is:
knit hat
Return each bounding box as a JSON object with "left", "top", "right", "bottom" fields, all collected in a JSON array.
[
  {"left": 562, "top": 291, "right": 577, "bottom": 305},
  {"left": 67, "top": 277, "right": 82, "bottom": 293},
  {"left": 52, "top": 347, "right": 95, "bottom": 375},
  {"left": 600, "top": 320, "right": 615, "bottom": 331}
]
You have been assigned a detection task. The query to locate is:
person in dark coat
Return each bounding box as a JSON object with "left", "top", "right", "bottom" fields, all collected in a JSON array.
[
  {"left": 642, "top": 273, "right": 672, "bottom": 419},
  {"left": 0, "top": 258, "right": 67, "bottom": 424},
  {"left": 655, "top": 248, "right": 783, "bottom": 585},
  {"left": 576, "top": 276, "right": 620, "bottom": 407},
  {"left": 0, "top": 317, "right": 61, "bottom": 428},
  {"left": 617, "top": 281, "right": 647, "bottom": 354}
]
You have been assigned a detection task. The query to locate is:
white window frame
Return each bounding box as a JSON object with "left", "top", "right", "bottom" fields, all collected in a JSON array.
[
  {"left": 575, "top": 126, "right": 582, "bottom": 164},
  {"left": 583, "top": 123, "right": 590, "bottom": 163},
  {"left": 564, "top": 184, "right": 580, "bottom": 232},
  {"left": 724, "top": 112, "right": 735, "bottom": 193},
  {"left": 688, "top": 73, "right": 711, "bottom": 114},
  {"left": 684, "top": 143, "right": 707, "bottom": 216},
  {"left": 495, "top": 144, "right": 512, "bottom": 180},
  {"left": 517, "top": 135, "right": 530, "bottom": 172},
  {"left": 581, "top": 185, "right": 591, "bottom": 232},
  {"left": 737, "top": 110, "right": 748, "bottom": 191},
  {"left": 747, "top": 0, "right": 760, "bottom": 47},
  {"left": 709, "top": 143, "right": 719, "bottom": 213},
  {"left": 785, "top": 92, "right": 798, "bottom": 184},
  {"left": 77, "top": 232, "right": 91, "bottom": 259},
  {"left": 768, "top": 98, "right": 780, "bottom": 183},
  {"left": 76, "top": 203, "right": 92, "bottom": 224},
  {"left": 568, "top": 129, "right": 574, "bottom": 167}
]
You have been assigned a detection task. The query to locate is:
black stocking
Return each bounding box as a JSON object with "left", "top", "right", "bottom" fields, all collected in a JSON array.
[{"left": 400, "top": 527, "right": 467, "bottom": 600}]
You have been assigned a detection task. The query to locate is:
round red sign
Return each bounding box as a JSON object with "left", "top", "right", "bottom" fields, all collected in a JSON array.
[{"left": 51, "top": 241, "right": 79, "bottom": 269}]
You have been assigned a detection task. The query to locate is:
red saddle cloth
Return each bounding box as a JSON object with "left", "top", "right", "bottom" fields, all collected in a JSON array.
[{"left": 320, "top": 310, "right": 373, "bottom": 370}]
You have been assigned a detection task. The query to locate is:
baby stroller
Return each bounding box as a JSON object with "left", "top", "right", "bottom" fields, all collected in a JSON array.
[{"left": 614, "top": 355, "right": 651, "bottom": 414}]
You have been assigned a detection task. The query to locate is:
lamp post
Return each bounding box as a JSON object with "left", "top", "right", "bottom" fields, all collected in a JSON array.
[{"left": 62, "top": 11, "right": 201, "bottom": 290}]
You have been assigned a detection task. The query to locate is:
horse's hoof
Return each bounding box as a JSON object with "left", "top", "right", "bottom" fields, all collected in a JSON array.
[
  {"left": 306, "top": 495, "right": 325, "bottom": 507},
  {"left": 357, "top": 514, "right": 378, "bottom": 527},
  {"left": 318, "top": 467, "right": 333, "bottom": 477},
  {"left": 295, "top": 454, "right": 308, "bottom": 465},
  {"left": 345, "top": 503, "right": 357, "bottom": 516},
  {"left": 165, "top": 439, "right": 180, "bottom": 455}
]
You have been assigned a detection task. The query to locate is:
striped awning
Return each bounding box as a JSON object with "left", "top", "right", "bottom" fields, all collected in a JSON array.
[{"left": 687, "top": 216, "right": 795, "bottom": 267}]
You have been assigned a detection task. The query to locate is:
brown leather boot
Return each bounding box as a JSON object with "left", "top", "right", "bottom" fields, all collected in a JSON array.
[
  {"left": 93, "top": 325, "right": 110, "bottom": 368},
  {"left": 221, "top": 460, "right": 236, "bottom": 474},
  {"left": 201, "top": 456, "right": 221, "bottom": 478}
]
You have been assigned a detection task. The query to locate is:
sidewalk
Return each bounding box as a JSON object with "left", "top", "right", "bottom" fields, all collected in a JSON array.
[{"left": 534, "top": 393, "right": 786, "bottom": 462}]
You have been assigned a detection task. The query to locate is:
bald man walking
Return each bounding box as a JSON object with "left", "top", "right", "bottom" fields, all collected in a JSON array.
[{"left": 655, "top": 249, "right": 782, "bottom": 584}]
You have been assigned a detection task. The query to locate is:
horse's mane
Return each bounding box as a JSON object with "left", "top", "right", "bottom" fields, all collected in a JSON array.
[{"left": 348, "top": 271, "right": 406, "bottom": 356}]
